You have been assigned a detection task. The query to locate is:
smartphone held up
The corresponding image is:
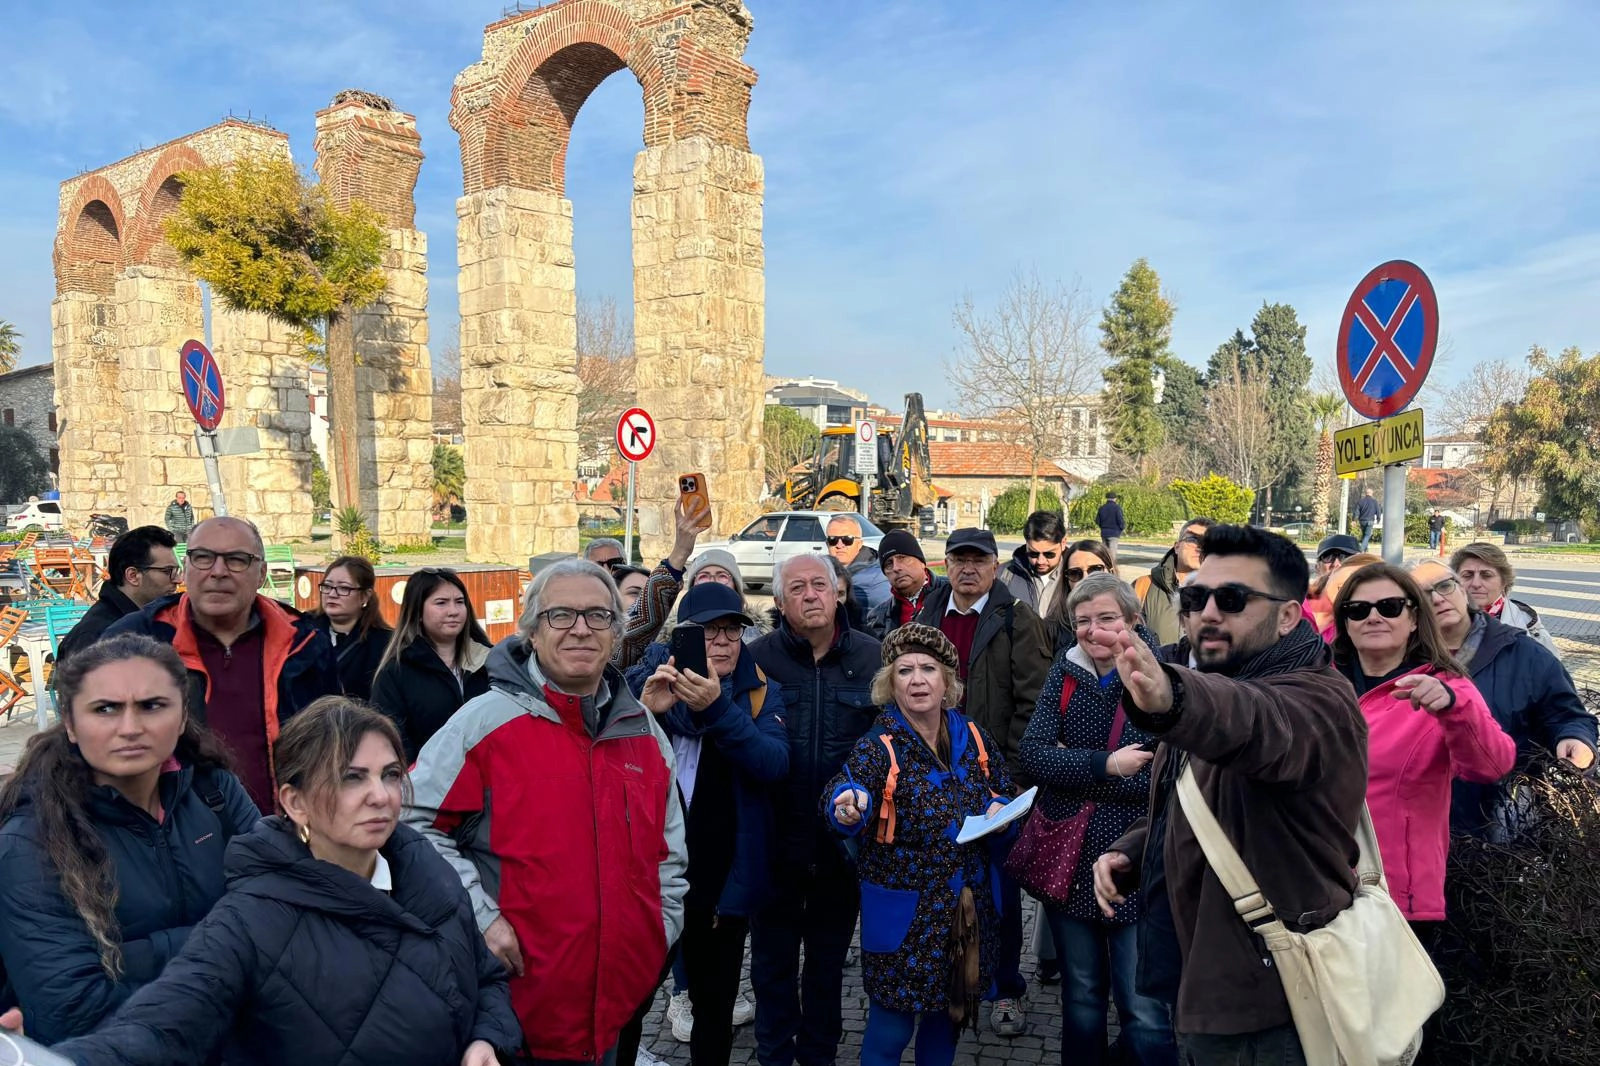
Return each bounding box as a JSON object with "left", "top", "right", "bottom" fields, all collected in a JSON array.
[{"left": 679, "top": 473, "right": 713, "bottom": 530}]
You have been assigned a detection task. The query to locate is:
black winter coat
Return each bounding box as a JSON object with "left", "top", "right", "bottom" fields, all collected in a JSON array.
[
  {"left": 54, "top": 585, "right": 142, "bottom": 672},
  {"left": 748, "top": 608, "right": 881, "bottom": 870},
  {"left": 54, "top": 819, "right": 522, "bottom": 1066},
  {"left": 370, "top": 638, "right": 492, "bottom": 762},
  {"left": 314, "top": 616, "right": 393, "bottom": 702},
  {"left": 0, "top": 763, "right": 259, "bottom": 1043}
]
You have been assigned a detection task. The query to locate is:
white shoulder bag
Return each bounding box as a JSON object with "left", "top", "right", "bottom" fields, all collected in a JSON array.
[{"left": 1176, "top": 764, "right": 1444, "bottom": 1066}]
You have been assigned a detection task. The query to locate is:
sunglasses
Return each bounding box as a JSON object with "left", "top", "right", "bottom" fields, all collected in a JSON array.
[
  {"left": 826, "top": 536, "right": 858, "bottom": 546},
  {"left": 1339, "top": 597, "right": 1414, "bottom": 621},
  {"left": 1025, "top": 549, "right": 1059, "bottom": 559},
  {"left": 1066, "top": 564, "right": 1107, "bottom": 580},
  {"left": 1178, "top": 583, "right": 1290, "bottom": 614}
]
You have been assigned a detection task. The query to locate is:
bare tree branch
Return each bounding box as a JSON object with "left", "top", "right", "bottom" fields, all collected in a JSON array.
[
  {"left": 432, "top": 322, "right": 462, "bottom": 438},
  {"left": 944, "top": 269, "right": 1105, "bottom": 511},
  {"left": 576, "top": 295, "right": 637, "bottom": 463},
  {"left": 1434, "top": 358, "right": 1530, "bottom": 437},
  {"left": 1204, "top": 351, "right": 1277, "bottom": 493}
]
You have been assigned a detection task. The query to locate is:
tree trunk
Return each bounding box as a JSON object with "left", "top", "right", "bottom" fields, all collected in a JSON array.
[
  {"left": 1311, "top": 431, "right": 1333, "bottom": 530},
  {"left": 326, "top": 309, "right": 366, "bottom": 545},
  {"left": 1027, "top": 452, "right": 1039, "bottom": 515}
]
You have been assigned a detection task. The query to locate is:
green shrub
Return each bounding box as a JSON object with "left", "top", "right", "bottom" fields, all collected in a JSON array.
[
  {"left": 1168, "top": 474, "right": 1253, "bottom": 525},
  {"left": 985, "top": 483, "right": 1064, "bottom": 535},
  {"left": 1069, "top": 483, "right": 1188, "bottom": 537},
  {"left": 387, "top": 537, "right": 439, "bottom": 555},
  {"left": 1488, "top": 518, "right": 1545, "bottom": 535}
]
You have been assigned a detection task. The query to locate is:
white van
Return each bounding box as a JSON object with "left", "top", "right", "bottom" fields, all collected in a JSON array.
[{"left": 5, "top": 500, "right": 65, "bottom": 532}]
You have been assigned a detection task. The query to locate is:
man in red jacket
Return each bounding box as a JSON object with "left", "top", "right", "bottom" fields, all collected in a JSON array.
[{"left": 405, "top": 558, "right": 688, "bottom": 1064}]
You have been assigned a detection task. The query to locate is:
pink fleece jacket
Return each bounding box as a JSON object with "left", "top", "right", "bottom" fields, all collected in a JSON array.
[{"left": 1360, "top": 666, "right": 1515, "bottom": 920}]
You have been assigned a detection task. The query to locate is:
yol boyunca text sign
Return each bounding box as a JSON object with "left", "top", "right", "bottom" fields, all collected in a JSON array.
[{"left": 1334, "top": 408, "right": 1425, "bottom": 477}]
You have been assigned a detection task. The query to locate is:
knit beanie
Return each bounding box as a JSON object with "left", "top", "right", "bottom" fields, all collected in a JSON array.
[
  {"left": 686, "top": 548, "right": 745, "bottom": 589},
  {"left": 877, "top": 529, "right": 926, "bottom": 572}
]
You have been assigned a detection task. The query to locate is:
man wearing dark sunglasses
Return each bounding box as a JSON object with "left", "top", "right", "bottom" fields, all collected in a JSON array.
[
  {"left": 1000, "top": 509, "right": 1067, "bottom": 616},
  {"left": 1092, "top": 524, "right": 1367, "bottom": 1066},
  {"left": 1135, "top": 517, "right": 1213, "bottom": 646},
  {"left": 826, "top": 514, "right": 889, "bottom": 613}
]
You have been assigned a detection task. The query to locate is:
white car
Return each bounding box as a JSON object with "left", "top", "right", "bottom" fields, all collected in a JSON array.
[
  {"left": 704, "top": 511, "right": 886, "bottom": 590},
  {"left": 5, "top": 500, "right": 65, "bottom": 532}
]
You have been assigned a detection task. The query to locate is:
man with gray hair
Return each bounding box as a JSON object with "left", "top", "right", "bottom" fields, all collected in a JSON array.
[
  {"left": 405, "top": 558, "right": 688, "bottom": 1064},
  {"left": 107, "top": 515, "right": 338, "bottom": 812},
  {"left": 748, "top": 553, "right": 881, "bottom": 1066},
  {"left": 826, "top": 513, "right": 889, "bottom": 614},
  {"left": 585, "top": 537, "right": 626, "bottom": 571}
]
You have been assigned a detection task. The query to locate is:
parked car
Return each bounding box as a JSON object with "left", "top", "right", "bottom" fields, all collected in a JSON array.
[
  {"left": 5, "top": 500, "right": 65, "bottom": 532},
  {"left": 702, "top": 510, "right": 885, "bottom": 590}
]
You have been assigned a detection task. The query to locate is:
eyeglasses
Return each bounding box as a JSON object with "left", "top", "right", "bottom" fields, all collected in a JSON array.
[
  {"left": 1066, "top": 564, "right": 1107, "bottom": 580},
  {"left": 1421, "top": 577, "right": 1461, "bottom": 600},
  {"left": 319, "top": 583, "right": 362, "bottom": 598},
  {"left": 705, "top": 623, "right": 745, "bottom": 642},
  {"left": 1178, "top": 532, "right": 1205, "bottom": 545},
  {"left": 1178, "top": 583, "right": 1290, "bottom": 614},
  {"left": 186, "top": 549, "right": 261, "bottom": 573},
  {"left": 138, "top": 565, "right": 181, "bottom": 580},
  {"left": 825, "top": 536, "right": 857, "bottom": 547},
  {"left": 1025, "top": 549, "right": 1059, "bottom": 559},
  {"left": 1339, "top": 597, "right": 1413, "bottom": 621},
  {"left": 538, "top": 607, "right": 618, "bottom": 630}
]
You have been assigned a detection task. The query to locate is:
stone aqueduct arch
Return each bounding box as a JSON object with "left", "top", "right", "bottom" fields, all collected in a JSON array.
[
  {"left": 52, "top": 0, "right": 765, "bottom": 561},
  {"left": 452, "top": 0, "right": 766, "bottom": 561}
]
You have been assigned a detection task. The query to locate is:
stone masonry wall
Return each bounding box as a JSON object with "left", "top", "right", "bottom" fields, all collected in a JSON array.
[
  {"left": 52, "top": 294, "right": 124, "bottom": 513},
  {"left": 0, "top": 366, "right": 59, "bottom": 485},
  {"left": 456, "top": 186, "right": 580, "bottom": 561},
  {"left": 315, "top": 96, "right": 434, "bottom": 544},
  {"left": 631, "top": 138, "right": 766, "bottom": 557}
]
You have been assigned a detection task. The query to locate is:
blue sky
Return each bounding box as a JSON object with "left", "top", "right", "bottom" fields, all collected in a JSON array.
[{"left": 2, "top": 0, "right": 1597, "bottom": 412}]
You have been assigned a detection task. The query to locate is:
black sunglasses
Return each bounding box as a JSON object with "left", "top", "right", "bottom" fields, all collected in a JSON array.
[
  {"left": 1339, "top": 597, "right": 1414, "bottom": 621},
  {"left": 1025, "top": 548, "right": 1060, "bottom": 559},
  {"left": 1066, "top": 564, "right": 1107, "bottom": 580},
  {"left": 1178, "top": 583, "right": 1290, "bottom": 614},
  {"left": 826, "top": 536, "right": 857, "bottom": 546}
]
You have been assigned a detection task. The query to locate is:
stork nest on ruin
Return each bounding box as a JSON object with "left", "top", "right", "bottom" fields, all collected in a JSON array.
[
  {"left": 331, "top": 89, "right": 397, "bottom": 112},
  {"left": 1427, "top": 743, "right": 1600, "bottom": 1066}
]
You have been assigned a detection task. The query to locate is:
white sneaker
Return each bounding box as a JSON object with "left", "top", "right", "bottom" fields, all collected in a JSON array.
[
  {"left": 731, "top": 991, "right": 755, "bottom": 1027},
  {"left": 666, "top": 990, "right": 693, "bottom": 1042},
  {"left": 637, "top": 1049, "right": 670, "bottom": 1066}
]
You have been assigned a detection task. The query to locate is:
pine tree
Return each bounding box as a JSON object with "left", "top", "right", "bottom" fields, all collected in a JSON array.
[{"left": 1100, "top": 259, "right": 1175, "bottom": 471}]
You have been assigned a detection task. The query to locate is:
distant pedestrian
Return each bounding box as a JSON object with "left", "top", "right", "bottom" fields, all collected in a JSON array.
[
  {"left": 1428, "top": 510, "right": 1446, "bottom": 551},
  {"left": 1357, "top": 488, "right": 1382, "bottom": 550},
  {"left": 163, "top": 491, "right": 195, "bottom": 543},
  {"left": 1095, "top": 493, "right": 1126, "bottom": 567}
]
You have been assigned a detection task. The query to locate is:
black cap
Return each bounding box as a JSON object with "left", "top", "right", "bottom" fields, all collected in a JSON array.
[
  {"left": 678, "top": 582, "right": 753, "bottom": 627},
  {"left": 877, "top": 529, "right": 926, "bottom": 572},
  {"left": 1316, "top": 533, "right": 1361, "bottom": 561},
  {"left": 945, "top": 527, "right": 998, "bottom": 556}
]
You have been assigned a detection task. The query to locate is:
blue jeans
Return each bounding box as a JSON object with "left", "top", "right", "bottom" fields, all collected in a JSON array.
[
  {"left": 1046, "top": 912, "right": 1178, "bottom": 1066},
  {"left": 1429, "top": 529, "right": 1442, "bottom": 549},
  {"left": 1359, "top": 522, "right": 1374, "bottom": 550},
  {"left": 861, "top": 1004, "right": 957, "bottom": 1066}
]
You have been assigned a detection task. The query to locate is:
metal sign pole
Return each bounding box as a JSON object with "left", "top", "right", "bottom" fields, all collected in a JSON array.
[
  {"left": 1380, "top": 462, "right": 1405, "bottom": 564},
  {"left": 196, "top": 430, "right": 230, "bottom": 517},
  {"left": 623, "top": 461, "right": 636, "bottom": 564}
]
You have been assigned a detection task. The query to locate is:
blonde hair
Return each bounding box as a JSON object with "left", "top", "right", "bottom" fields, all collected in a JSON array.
[{"left": 869, "top": 659, "right": 964, "bottom": 709}]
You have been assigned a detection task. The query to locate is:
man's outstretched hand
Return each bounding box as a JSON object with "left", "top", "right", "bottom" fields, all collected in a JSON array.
[{"left": 1111, "top": 630, "right": 1173, "bottom": 714}]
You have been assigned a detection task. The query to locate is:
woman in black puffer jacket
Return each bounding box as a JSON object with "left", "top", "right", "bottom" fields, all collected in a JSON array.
[
  {"left": 0, "top": 635, "right": 258, "bottom": 1044},
  {"left": 54, "top": 698, "right": 521, "bottom": 1066}
]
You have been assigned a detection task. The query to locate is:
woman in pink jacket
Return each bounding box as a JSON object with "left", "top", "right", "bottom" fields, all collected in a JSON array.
[{"left": 1329, "top": 563, "right": 1515, "bottom": 925}]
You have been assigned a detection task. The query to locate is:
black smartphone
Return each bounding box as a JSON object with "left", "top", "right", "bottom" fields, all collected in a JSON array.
[
  {"left": 1138, "top": 740, "right": 1160, "bottom": 753},
  {"left": 669, "top": 622, "right": 709, "bottom": 678}
]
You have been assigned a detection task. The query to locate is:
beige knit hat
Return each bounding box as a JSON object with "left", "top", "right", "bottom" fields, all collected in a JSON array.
[{"left": 880, "top": 622, "right": 960, "bottom": 673}]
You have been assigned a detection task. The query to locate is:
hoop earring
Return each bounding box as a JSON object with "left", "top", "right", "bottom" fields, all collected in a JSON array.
[{"left": 298, "top": 822, "right": 311, "bottom": 845}]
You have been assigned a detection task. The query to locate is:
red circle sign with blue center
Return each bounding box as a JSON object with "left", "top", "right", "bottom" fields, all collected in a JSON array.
[
  {"left": 179, "top": 339, "right": 226, "bottom": 432},
  {"left": 1335, "top": 260, "right": 1438, "bottom": 420}
]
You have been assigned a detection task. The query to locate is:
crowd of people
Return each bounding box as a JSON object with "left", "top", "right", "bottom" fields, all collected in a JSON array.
[{"left": 0, "top": 503, "right": 1593, "bottom": 1066}]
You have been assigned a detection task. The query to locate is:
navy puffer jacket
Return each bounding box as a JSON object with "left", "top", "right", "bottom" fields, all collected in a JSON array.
[
  {"left": 54, "top": 818, "right": 521, "bottom": 1066},
  {"left": 0, "top": 763, "right": 259, "bottom": 1043}
]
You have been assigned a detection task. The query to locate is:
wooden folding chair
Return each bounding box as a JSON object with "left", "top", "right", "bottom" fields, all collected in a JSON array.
[
  {"left": 0, "top": 605, "right": 32, "bottom": 722},
  {"left": 30, "top": 548, "right": 79, "bottom": 600}
]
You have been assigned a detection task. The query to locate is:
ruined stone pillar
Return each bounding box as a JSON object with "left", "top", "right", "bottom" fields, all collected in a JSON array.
[
  {"left": 456, "top": 186, "right": 579, "bottom": 562},
  {"left": 51, "top": 293, "right": 124, "bottom": 516},
  {"left": 210, "top": 309, "right": 314, "bottom": 543},
  {"left": 314, "top": 93, "right": 433, "bottom": 544},
  {"left": 115, "top": 266, "right": 208, "bottom": 526},
  {"left": 632, "top": 139, "right": 766, "bottom": 560}
]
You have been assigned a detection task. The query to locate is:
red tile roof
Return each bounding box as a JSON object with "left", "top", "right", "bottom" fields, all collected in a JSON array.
[{"left": 929, "top": 442, "right": 1083, "bottom": 482}]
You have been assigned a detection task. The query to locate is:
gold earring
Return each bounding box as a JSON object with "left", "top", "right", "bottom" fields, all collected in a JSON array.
[{"left": 298, "top": 822, "right": 311, "bottom": 845}]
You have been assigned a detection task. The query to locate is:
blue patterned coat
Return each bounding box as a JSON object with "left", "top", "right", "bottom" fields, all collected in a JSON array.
[{"left": 823, "top": 707, "right": 1014, "bottom": 1013}]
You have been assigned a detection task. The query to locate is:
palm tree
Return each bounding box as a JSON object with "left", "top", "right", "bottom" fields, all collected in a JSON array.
[
  {"left": 1306, "top": 392, "right": 1347, "bottom": 531},
  {"left": 0, "top": 321, "right": 20, "bottom": 374}
]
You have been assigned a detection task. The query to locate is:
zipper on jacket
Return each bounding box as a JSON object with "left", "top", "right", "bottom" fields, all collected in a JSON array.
[{"left": 590, "top": 740, "right": 603, "bottom": 1060}]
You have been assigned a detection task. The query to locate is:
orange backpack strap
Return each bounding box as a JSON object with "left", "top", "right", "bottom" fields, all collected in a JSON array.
[
  {"left": 749, "top": 665, "right": 767, "bottom": 718},
  {"left": 1133, "top": 574, "right": 1152, "bottom": 602},
  {"left": 875, "top": 734, "right": 900, "bottom": 844},
  {"left": 965, "top": 720, "right": 1000, "bottom": 799}
]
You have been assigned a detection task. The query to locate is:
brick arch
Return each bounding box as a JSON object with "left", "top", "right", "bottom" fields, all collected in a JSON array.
[
  {"left": 54, "top": 176, "right": 126, "bottom": 297},
  {"left": 128, "top": 144, "right": 209, "bottom": 268},
  {"left": 458, "top": 0, "right": 671, "bottom": 194}
]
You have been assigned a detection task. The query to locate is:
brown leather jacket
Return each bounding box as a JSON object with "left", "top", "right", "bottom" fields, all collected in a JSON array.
[{"left": 1110, "top": 662, "right": 1368, "bottom": 1036}]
